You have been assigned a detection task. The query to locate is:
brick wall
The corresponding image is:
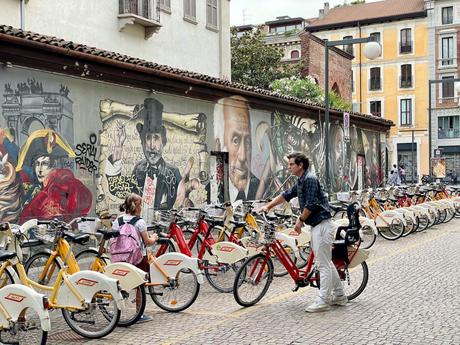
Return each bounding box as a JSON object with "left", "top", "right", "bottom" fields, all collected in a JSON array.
[{"left": 300, "top": 31, "right": 353, "bottom": 102}]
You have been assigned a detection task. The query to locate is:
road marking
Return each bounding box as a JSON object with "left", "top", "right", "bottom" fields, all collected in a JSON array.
[{"left": 162, "top": 229, "right": 454, "bottom": 344}]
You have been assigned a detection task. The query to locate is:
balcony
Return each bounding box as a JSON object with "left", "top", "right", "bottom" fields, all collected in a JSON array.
[
  {"left": 118, "top": 0, "right": 161, "bottom": 39},
  {"left": 400, "top": 76, "right": 413, "bottom": 88},
  {"left": 438, "top": 128, "right": 460, "bottom": 139},
  {"left": 399, "top": 42, "right": 413, "bottom": 54},
  {"left": 369, "top": 78, "right": 381, "bottom": 91},
  {"left": 438, "top": 57, "right": 457, "bottom": 69}
]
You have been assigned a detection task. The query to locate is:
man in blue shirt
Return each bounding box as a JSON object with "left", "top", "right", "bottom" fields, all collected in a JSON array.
[{"left": 259, "top": 152, "right": 347, "bottom": 312}]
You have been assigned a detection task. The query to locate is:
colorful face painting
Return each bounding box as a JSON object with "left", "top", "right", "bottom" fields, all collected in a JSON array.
[{"left": 97, "top": 98, "right": 208, "bottom": 221}]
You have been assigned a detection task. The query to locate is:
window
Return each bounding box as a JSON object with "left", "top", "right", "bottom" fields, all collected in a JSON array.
[
  {"left": 290, "top": 50, "right": 300, "bottom": 59},
  {"left": 400, "top": 98, "right": 412, "bottom": 126},
  {"left": 184, "top": 0, "right": 196, "bottom": 20},
  {"left": 343, "top": 36, "right": 353, "bottom": 55},
  {"left": 442, "top": 6, "right": 453, "bottom": 25},
  {"left": 119, "top": 0, "right": 159, "bottom": 21},
  {"left": 441, "top": 37, "right": 454, "bottom": 65},
  {"left": 369, "top": 32, "right": 381, "bottom": 44},
  {"left": 370, "top": 101, "right": 382, "bottom": 117},
  {"left": 369, "top": 67, "right": 381, "bottom": 90},
  {"left": 400, "top": 64, "right": 412, "bottom": 88},
  {"left": 442, "top": 76, "right": 455, "bottom": 98},
  {"left": 160, "top": 0, "right": 171, "bottom": 10},
  {"left": 206, "top": 0, "right": 218, "bottom": 29},
  {"left": 400, "top": 28, "right": 412, "bottom": 53},
  {"left": 439, "top": 116, "right": 460, "bottom": 138}
]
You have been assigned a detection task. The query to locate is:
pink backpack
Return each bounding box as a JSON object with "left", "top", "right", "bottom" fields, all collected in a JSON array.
[{"left": 110, "top": 216, "right": 143, "bottom": 265}]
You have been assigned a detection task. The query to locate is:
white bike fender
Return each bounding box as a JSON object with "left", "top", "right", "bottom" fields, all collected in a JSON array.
[
  {"left": 0, "top": 284, "right": 51, "bottom": 332},
  {"left": 150, "top": 252, "right": 204, "bottom": 285},
  {"left": 210, "top": 242, "right": 248, "bottom": 264},
  {"left": 19, "top": 219, "right": 38, "bottom": 234},
  {"left": 103, "top": 262, "right": 147, "bottom": 292},
  {"left": 279, "top": 228, "right": 311, "bottom": 247},
  {"left": 57, "top": 270, "right": 124, "bottom": 310},
  {"left": 275, "top": 232, "right": 300, "bottom": 259},
  {"left": 376, "top": 210, "right": 406, "bottom": 227},
  {"left": 348, "top": 248, "right": 369, "bottom": 269}
]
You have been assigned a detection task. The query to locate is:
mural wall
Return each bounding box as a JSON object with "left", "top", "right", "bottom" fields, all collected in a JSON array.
[{"left": 0, "top": 69, "right": 383, "bottom": 224}]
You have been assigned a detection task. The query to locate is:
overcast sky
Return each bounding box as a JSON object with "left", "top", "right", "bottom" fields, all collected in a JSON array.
[{"left": 230, "top": 0, "right": 380, "bottom": 26}]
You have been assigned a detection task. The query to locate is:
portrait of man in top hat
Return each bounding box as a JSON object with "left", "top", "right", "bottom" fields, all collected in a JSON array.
[{"left": 107, "top": 98, "right": 182, "bottom": 209}]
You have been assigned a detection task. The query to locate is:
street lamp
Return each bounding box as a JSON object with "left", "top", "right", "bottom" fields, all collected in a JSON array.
[{"left": 324, "top": 38, "right": 381, "bottom": 195}]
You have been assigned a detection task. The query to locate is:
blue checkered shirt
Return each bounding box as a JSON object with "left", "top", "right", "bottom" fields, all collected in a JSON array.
[{"left": 281, "top": 171, "right": 331, "bottom": 227}]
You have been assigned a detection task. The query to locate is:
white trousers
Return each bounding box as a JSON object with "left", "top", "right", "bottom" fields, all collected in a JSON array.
[{"left": 310, "top": 218, "right": 344, "bottom": 302}]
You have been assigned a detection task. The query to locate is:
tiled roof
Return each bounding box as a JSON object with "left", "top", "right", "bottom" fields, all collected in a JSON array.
[
  {"left": 308, "top": 0, "right": 426, "bottom": 30},
  {"left": 0, "top": 24, "right": 393, "bottom": 127}
]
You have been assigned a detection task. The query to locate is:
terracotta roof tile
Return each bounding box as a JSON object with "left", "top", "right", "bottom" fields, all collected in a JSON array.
[
  {"left": 308, "top": 0, "right": 425, "bottom": 29},
  {"left": 0, "top": 24, "right": 392, "bottom": 127}
]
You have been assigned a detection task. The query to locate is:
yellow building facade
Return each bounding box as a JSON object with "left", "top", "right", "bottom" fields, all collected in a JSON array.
[{"left": 307, "top": 1, "right": 429, "bottom": 182}]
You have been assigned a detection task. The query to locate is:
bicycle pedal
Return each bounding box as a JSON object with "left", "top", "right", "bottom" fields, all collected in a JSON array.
[{"left": 292, "top": 284, "right": 300, "bottom": 292}]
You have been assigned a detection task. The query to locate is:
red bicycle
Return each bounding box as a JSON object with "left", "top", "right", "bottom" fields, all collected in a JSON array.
[
  {"left": 233, "top": 204, "right": 369, "bottom": 307},
  {"left": 153, "top": 208, "right": 245, "bottom": 293}
]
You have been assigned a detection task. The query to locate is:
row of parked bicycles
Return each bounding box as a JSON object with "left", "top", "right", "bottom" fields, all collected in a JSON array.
[
  {"left": 2, "top": 182, "right": 457, "bottom": 344},
  {"left": 329, "top": 183, "right": 460, "bottom": 247}
]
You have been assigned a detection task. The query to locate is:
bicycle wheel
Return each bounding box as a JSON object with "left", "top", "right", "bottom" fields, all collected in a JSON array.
[
  {"left": 437, "top": 209, "right": 447, "bottom": 224},
  {"left": 233, "top": 253, "right": 274, "bottom": 307},
  {"left": 443, "top": 208, "right": 455, "bottom": 223},
  {"left": 118, "top": 284, "right": 146, "bottom": 327},
  {"left": 416, "top": 214, "right": 429, "bottom": 232},
  {"left": 25, "top": 253, "right": 62, "bottom": 294},
  {"left": 62, "top": 290, "right": 121, "bottom": 339},
  {"left": 401, "top": 218, "right": 414, "bottom": 237},
  {"left": 296, "top": 245, "right": 311, "bottom": 269},
  {"left": 377, "top": 218, "right": 404, "bottom": 240},
  {"left": 0, "top": 268, "right": 15, "bottom": 288},
  {"left": 75, "top": 249, "right": 108, "bottom": 271},
  {"left": 360, "top": 226, "right": 377, "bottom": 249},
  {"left": 272, "top": 244, "right": 297, "bottom": 277},
  {"left": 341, "top": 261, "right": 369, "bottom": 300},
  {"left": 204, "top": 260, "right": 244, "bottom": 293},
  {"left": 0, "top": 307, "right": 48, "bottom": 345},
  {"left": 148, "top": 268, "right": 200, "bottom": 312}
]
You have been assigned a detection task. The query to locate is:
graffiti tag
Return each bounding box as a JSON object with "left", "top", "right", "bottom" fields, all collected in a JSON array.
[
  {"left": 107, "top": 175, "right": 140, "bottom": 199},
  {"left": 75, "top": 133, "right": 99, "bottom": 173}
]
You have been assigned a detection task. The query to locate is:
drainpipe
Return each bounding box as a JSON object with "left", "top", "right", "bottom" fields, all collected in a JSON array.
[
  {"left": 20, "top": 0, "right": 25, "bottom": 30},
  {"left": 358, "top": 21, "right": 362, "bottom": 113}
]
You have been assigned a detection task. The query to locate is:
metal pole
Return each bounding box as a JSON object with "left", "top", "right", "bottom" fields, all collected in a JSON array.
[
  {"left": 411, "top": 129, "right": 415, "bottom": 183},
  {"left": 324, "top": 40, "right": 330, "bottom": 195},
  {"left": 20, "top": 0, "right": 25, "bottom": 30},
  {"left": 428, "top": 80, "right": 432, "bottom": 177}
]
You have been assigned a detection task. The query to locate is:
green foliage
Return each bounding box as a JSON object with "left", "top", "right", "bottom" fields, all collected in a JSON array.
[
  {"left": 270, "top": 76, "right": 352, "bottom": 111},
  {"left": 231, "top": 27, "right": 302, "bottom": 89}
]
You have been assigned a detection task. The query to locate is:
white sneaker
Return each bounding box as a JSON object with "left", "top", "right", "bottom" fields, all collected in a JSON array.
[
  {"left": 305, "top": 298, "right": 330, "bottom": 313},
  {"left": 330, "top": 295, "right": 348, "bottom": 306}
]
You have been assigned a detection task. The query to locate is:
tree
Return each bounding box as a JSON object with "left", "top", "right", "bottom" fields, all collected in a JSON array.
[
  {"left": 231, "top": 27, "right": 302, "bottom": 89},
  {"left": 270, "top": 76, "right": 352, "bottom": 111}
]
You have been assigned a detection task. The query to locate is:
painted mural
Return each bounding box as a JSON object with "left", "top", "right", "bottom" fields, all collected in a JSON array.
[
  {"left": 213, "top": 95, "right": 382, "bottom": 203},
  {"left": 0, "top": 79, "right": 92, "bottom": 223},
  {"left": 96, "top": 98, "right": 208, "bottom": 220}
]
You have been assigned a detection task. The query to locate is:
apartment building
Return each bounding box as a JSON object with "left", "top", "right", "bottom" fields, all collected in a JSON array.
[
  {"left": 0, "top": 0, "right": 230, "bottom": 78},
  {"left": 306, "top": 0, "right": 428, "bottom": 182},
  {"left": 427, "top": 0, "right": 460, "bottom": 177}
]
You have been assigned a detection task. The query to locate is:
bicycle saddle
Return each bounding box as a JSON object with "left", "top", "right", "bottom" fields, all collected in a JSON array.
[
  {"left": 205, "top": 218, "right": 224, "bottom": 227},
  {"left": 20, "top": 238, "right": 45, "bottom": 248},
  {"left": 229, "top": 220, "right": 246, "bottom": 228},
  {"left": 64, "top": 232, "right": 90, "bottom": 245},
  {"left": 97, "top": 229, "right": 120, "bottom": 240},
  {"left": 0, "top": 250, "right": 17, "bottom": 262}
]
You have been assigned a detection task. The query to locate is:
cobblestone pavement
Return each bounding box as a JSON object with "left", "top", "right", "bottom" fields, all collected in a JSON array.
[{"left": 45, "top": 218, "right": 460, "bottom": 345}]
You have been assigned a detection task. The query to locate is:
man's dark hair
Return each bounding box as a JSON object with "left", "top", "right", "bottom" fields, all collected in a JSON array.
[{"left": 287, "top": 152, "right": 309, "bottom": 170}]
